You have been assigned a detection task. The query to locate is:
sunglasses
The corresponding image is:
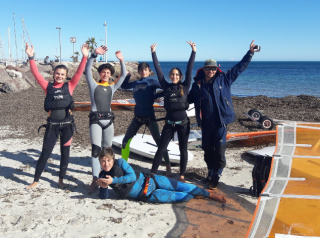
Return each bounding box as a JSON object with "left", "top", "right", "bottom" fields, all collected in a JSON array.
[{"left": 204, "top": 67, "right": 217, "bottom": 72}]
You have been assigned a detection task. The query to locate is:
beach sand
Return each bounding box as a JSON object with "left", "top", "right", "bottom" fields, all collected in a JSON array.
[
  {"left": 0, "top": 124, "right": 259, "bottom": 238},
  {"left": 1, "top": 73, "right": 320, "bottom": 237}
]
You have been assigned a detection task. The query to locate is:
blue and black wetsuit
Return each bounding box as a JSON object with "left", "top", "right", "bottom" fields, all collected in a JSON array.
[
  {"left": 99, "top": 159, "right": 210, "bottom": 203},
  {"left": 120, "top": 75, "right": 170, "bottom": 164}
]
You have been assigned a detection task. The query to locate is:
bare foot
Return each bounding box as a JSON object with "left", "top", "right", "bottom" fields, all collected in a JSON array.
[
  {"left": 89, "top": 178, "right": 99, "bottom": 192},
  {"left": 165, "top": 164, "right": 172, "bottom": 177},
  {"left": 209, "top": 192, "right": 227, "bottom": 203},
  {"left": 58, "top": 178, "right": 68, "bottom": 188},
  {"left": 27, "top": 182, "right": 38, "bottom": 189},
  {"left": 179, "top": 176, "right": 185, "bottom": 183}
]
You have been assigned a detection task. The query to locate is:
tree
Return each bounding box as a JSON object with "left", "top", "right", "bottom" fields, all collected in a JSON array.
[
  {"left": 70, "top": 51, "right": 80, "bottom": 63},
  {"left": 54, "top": 55, "right": 59, "bottom": 62},
  {"left": 86, "top": 37, "right": 97, "bottom": 55}
]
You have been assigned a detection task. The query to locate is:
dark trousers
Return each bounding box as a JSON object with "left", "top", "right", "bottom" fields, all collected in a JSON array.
[
  {"left": 151, "top": 119, "right": 190, "bottom": 175},
  {"left": 201, "top": 122, "right": 227, "bottom": 181},
  {"left": 122, "top": 117, "right": 170, "bottom": 164},
  {"left": 34, "top": 122, "right": 74, "bottom": 182}
]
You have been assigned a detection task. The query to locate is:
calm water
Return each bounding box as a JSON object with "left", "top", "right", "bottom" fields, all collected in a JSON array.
[{"left": 147, "top": 61, "right": 320, "bottom": 98}]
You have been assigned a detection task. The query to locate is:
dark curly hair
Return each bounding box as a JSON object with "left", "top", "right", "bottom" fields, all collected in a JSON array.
[{"left": 98, "top": 63, "right": 115, "bottom": 75}]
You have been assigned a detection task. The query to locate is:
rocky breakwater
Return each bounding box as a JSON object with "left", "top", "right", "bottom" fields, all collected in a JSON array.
[
  {"left": 0, "top": 60, "right": 154, "bottom": 94},
  {"left": 0, "top": 63, "right": 37, "bottom": 93}
]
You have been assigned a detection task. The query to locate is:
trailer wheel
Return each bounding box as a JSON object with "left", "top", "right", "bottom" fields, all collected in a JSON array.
[
  {"left": 259, "top": 116, "right": 274, "bottom": 130},
  {"left": 248, "top": 109, "right": 262, "bottom": 120}
]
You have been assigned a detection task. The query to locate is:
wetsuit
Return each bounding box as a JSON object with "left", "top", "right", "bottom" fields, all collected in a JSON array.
[
  {"left": 99, "top": 159, "right": 210, "bottom": 203},
  {"left": 29, "top": 55, "right": 87, "bottom": 182},
  {"left": 85, "top": 52, "right": 127, "bottom": 178},
  {"left": 120, "top": 75, "right": 170, "bottom": 164},
  {"left": 150, "top": 50, "right": 195, "bottom": 176}
]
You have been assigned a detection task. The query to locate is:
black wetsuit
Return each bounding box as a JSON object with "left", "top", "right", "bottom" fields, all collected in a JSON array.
[{"left": 151, "top": 50, "right": 195, "bottom": 176}]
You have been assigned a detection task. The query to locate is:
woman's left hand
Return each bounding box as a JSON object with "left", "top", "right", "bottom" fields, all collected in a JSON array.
[
  {"left": 81, "top": 43, "right": 89, "bottom": 57},
  {"left": 115, "top": 51, "right": 124, "bottom": 62},
  {"left": 186, "top": 40, "right": 196, "bottom": 52}
]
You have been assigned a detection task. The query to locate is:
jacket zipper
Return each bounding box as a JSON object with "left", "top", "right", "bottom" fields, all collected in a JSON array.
[
  {"left": 224, "top": 98, "right": 235, "bottom": 112},
  {"left": 213, "top": 83, "right": 226, "bottom": 128}
]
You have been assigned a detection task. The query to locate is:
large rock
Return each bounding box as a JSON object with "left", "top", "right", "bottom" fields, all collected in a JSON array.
[
  {"left": 0, "top": 60, "right": 154, "bottom": 93},
  {"left": 0, "top": 68, "right": 36, "bottom": 93}
]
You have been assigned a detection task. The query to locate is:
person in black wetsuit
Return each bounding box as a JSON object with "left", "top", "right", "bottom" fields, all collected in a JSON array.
[{"left": 150, "top": 41, "right": 196, "bottom": 182}]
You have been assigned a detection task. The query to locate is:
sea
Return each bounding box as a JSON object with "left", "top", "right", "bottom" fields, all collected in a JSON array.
[{"left": 146, "top": 61, "right": 320, "bottom": 98}]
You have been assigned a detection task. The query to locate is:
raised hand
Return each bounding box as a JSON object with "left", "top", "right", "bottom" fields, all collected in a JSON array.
[
  {"left": 150, "top": 43, "right": 158, "bottom": 53},
  {"left": 250, "top": 40, "right": 256, "bottom": 53},
  {"left": 186, "top": 40, "right": 196, "bottom": 52},
  {"left": 115, "top": 51, "right": 124, "bottom": 62},
  {"left": 25, "top": 43, "right": 34, "bottom": 57},
  {"left": 81, "top": 43, "right": 89, "bottom": 57},
  {"left": 95, "top": 45, "right": 108, "bottom": 55}
]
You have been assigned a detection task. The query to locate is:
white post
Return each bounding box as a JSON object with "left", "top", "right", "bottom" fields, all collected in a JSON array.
[
  {"left": 104, "top": 21, "right": 107, "bottom": 62},
  {"left": 56, "top": 27, "right": 61, "bottom": 62}
]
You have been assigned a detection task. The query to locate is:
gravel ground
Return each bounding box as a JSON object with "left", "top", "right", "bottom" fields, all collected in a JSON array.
[{"left": 1, "top": 78, "right": 319, "bottom": 148}]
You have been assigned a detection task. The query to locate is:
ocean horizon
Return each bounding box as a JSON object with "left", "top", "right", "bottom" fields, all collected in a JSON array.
[
  {"left": 31, "top": 59, "right": 320, "bottom": 98},
  {"left": 145, "top": 61, "right": 320, "bottom": 98}
]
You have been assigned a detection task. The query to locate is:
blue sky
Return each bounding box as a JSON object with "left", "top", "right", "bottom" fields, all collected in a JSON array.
[{"left": 0, "top": 0, "right": 319, "bottom": 61}]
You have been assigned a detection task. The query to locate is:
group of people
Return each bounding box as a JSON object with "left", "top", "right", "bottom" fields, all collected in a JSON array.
[{"left": 24, "top": 39, "right": 257, "bottom": 204}]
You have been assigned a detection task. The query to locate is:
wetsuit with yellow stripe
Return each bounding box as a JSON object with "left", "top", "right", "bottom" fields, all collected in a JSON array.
[{"left": 85, "top": 52, "right": 127, "bottom": 178}]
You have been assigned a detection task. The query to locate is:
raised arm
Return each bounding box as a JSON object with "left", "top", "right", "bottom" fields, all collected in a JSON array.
[
  {"left": 121, "top": 72, "right": 137, "bottom": 89},
  {"left": 25, "top": 43, "right": 49, "bottom": 93},
  {"left": 85, "top": 45, "right": 108, "bottom": 89},
  {"left": 113, "top": 51, "right": 127, "bottom": 90},
  {"left": 151, "top": 43, "right": 169, "bottom": 89},
  {"left": 224, "top": 40, "right": 255, "bottom": 86},
  {"left": 68, "top": 43, "right": 89, "bottom": 94},
  {"left": 183, "top": 40, "right": 196, "bottom": 88}
]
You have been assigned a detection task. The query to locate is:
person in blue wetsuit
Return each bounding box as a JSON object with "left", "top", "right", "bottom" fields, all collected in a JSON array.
[
  {"left": 121, "top": 62, "right": 171, "bottom": 176},
  {"left": 96, "top": 147, "right": 226, "bottom": 203},
  {"left": 188, "top": 40, "right": 257, "bottom": 189}
]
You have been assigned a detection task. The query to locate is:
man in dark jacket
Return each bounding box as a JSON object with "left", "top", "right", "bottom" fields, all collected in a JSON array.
[{"left": 189, "top": 40, "right": 257, "bottom": 189}]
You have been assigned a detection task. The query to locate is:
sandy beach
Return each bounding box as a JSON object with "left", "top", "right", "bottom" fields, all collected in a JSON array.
[
  {"left": 0, "top": 124, "right": 259, "bottom": 238},
  {"left": 1, "top": 62, "right": 320, "bottom": 237}
]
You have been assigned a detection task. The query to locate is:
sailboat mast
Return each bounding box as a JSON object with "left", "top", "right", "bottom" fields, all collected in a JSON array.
[
  {"left": 13, "top": 13, "right": 18, "bottom": 60},
  {"left": 8, "top": 27, "right": 11, "bottom": 60}
]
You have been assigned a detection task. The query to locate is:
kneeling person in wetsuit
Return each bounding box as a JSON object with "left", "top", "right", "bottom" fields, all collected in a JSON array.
[
  {"left": 97, "top": 147, "right": 226, "bottom": 203},
  {"left": 121, "top": 63, "right": 171, "bottom": 176}
]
